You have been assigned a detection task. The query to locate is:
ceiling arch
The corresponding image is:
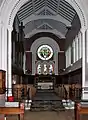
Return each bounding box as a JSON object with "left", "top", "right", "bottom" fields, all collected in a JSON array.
[
  {"left": 0, "top": 0, "right": 87, "bottom": 40},
  {"left": 17, "top": 0, "right": 76, "bottom": 24},
  {"left": 22, "top": 14, "right": 71, "bottom": 27},
  {"left": 24, "top": 19, "right": 67, "bottom": 38},
  {"left": 25, "top": 29, "right": 65, "bottom": 39},
  {"left": 0, "top": 0, "right": 86, "bottom": 29},
  {"left": 16, "top": 0, "right": 79, "bottom": 38}
]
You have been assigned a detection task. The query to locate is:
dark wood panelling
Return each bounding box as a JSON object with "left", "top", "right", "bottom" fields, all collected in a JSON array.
[
  {"left": 25, "top": 52, "right": 32, "bottom": 74},
  {"left": 62, "top": 68, "right": 82, "bottom": 84},
  {"left": 58, "top": 52, "right": 65, "bottom": 71},
  {"left": 12, "top": 17, "right": 24, "bottom": 75},
  {"left": 12, "top": 64, "right": 24, "bottom": 75}
]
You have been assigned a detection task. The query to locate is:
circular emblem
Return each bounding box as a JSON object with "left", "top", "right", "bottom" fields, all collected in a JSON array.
[{"left": 37, "top": 45, "right": 53, "bottom": 60}]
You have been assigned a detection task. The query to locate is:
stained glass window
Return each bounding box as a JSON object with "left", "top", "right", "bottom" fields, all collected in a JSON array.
[
  {"left": 49, "top": 64, "right": 54, "bottom": 75},
  {"left": 37, "top": 64, "right": 41, "bottom": 74},
  {"left": 37, "top": 45, "right": 53, "bottom": 60}
]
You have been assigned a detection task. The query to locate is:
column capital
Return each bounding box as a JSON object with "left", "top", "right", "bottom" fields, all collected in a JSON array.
[
  {"left": 85, "top": 28, "right": 88, "bottom": 33},
  {"left": 7, "top": 25, "right": 13, "bottom": 32},
  {"left": 80, "top": 27, "right": 86, "bottom": 33},
  {"left": 0, "top": 20, "right": 3, "bottom": 26}
]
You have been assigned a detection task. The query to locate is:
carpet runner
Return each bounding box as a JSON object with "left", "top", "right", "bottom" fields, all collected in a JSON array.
[{"left": 30, "top": 90, "right": 65, "bottom": 111}]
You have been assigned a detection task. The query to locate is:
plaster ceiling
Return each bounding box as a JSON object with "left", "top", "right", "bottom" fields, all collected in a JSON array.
[{"left": 17, "top": 0, "right": 77, "bottom": 38}]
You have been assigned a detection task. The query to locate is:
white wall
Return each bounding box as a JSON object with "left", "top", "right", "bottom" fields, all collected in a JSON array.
[{"left": 0, "top": 0, "right": 3, "bottom": 7}]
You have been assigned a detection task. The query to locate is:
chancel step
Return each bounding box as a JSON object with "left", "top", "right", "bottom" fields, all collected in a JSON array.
[{"left": 30, "top": 90, "right": 65, "bottom": 111}]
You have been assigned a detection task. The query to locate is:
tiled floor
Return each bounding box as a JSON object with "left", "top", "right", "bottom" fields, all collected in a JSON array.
[{"left": 6, "top": 110, "right": 74, "bottom": 120}]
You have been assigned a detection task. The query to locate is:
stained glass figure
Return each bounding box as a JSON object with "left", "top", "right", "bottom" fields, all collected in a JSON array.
[
  {"left": 37, "top": 64, "right": 41, "bottom": 74},
  {"left": 43, "top": 64, "right": 47, "bottom": 75},
  {"left": 49, "top": 64, "right": 53, "bottom": 75}
]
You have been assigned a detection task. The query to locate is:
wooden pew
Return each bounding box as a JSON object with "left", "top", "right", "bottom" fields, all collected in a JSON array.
[
  {"left": 0, "top": 102, "right": 24, "bottom": 120},
  {"left": 75, "top": 102, "right": 88, "bottom": 120}
]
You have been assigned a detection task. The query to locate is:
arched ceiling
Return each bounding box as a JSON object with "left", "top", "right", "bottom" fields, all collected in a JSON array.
[
  {"left": 17, "top": 0, "right": 77, "bottom": 38},
  {"left": 24, "top": 19, "right": 67, "bottom": 38}
]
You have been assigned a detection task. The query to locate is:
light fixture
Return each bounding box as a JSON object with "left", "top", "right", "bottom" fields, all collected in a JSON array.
[{"left": 70, "top": 64, "right": 73, "bottom": 66}]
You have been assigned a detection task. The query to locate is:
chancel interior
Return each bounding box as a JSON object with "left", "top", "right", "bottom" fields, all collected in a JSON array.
[{"left": 1, "top": 0, "right": 88, "bottom": 119}]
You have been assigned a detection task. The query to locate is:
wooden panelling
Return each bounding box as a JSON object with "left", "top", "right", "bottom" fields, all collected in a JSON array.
[
  {"left": 25, "top": 52, "right": 32, "bottom": 74},
  {"left": 58, "top": 52, "right": 65, "bottom": 71},
  {"left": 0, "top": 70, "right": 6, "bottom": 94}
]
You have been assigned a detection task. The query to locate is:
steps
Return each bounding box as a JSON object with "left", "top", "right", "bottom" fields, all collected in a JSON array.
[{"left": 30, "top": 90, "right": 65, "bottom": 111}]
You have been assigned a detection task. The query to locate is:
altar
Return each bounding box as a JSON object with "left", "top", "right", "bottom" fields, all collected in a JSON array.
[{"left": 34, "top": 75, "right": 56, "bottom": 90}]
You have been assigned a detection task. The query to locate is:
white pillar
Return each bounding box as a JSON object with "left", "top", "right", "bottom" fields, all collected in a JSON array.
[
  {"left": 75, "top": 37, "right": 77, "bottom": 62},
  {"left": 0, "top": 21, "right": 2, "bottom": 69},
  {"left": 73, "top": 40, "right": 75, "bottom": 63},
  {"left": 82, "top": 28, "right": 88, "bottom": 100},
  {"left": 85, "top": 29, "right": 88, "bottom": 63},
  {"left": 4, "top": 27, "right": 8, "bottom": 89},
  {"left": 81, "top": 28, "right": 86, "bottom": 100},
  {"left": 0, "top": 22, "right": 7, "bottom": 119},
  {"left": 7, "top": 26, "right": 13, "bottom": 96},
  {"left": 78, "top": 31, "right": 82, "bottom": 59},
  {"left": 0, "top": 22, "right": 8, "bottom": 86},
  {"left": 85, "top": 29, "right": 88, "bottom": 94},
  {"left": 76, "top": 36, "right": 79, "bottom": 61}
]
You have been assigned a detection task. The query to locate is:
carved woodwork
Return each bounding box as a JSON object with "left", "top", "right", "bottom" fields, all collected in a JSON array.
[{"left": 0, "top": 70, "right": 6, "bottom": 94}]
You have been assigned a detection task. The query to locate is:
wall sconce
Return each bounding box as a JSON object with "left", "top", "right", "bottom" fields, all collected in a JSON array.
[
  {"left": 13, "top": 79, "right": 16, "bottom": 84},
  {"left": 70, "top": 64, "right": 73, "bottom": 66}
]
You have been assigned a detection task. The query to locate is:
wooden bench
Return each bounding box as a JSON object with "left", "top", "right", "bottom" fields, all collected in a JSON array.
[
  {"left": 0, "top": 102, "right": 24, "bottom": 120},
  {"left": 75, "top": 102, "right": 88, "bottom": 120}
]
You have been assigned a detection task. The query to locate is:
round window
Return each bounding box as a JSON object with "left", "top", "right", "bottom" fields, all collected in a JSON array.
[{"left": 37, "top": 45, "right": 53, "bottom": 60}]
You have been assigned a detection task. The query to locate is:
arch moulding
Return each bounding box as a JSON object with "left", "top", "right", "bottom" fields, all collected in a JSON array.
[
  {"left": 30, "top": 37, "right": 60, "bottom": 75},
  {"left": 0, "top": 0, "right": 87, "bottom": 29}
]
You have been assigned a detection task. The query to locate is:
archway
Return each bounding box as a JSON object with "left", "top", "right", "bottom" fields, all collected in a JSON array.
[
  {"left": 0, "top": 0, "right": 87, "bottom": 28},
  {"left": 0, "top": 0, "right": 87, "bottom": 99},
  {"left": 30, "top": 37, "right": 60, "bottom": 75}
]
